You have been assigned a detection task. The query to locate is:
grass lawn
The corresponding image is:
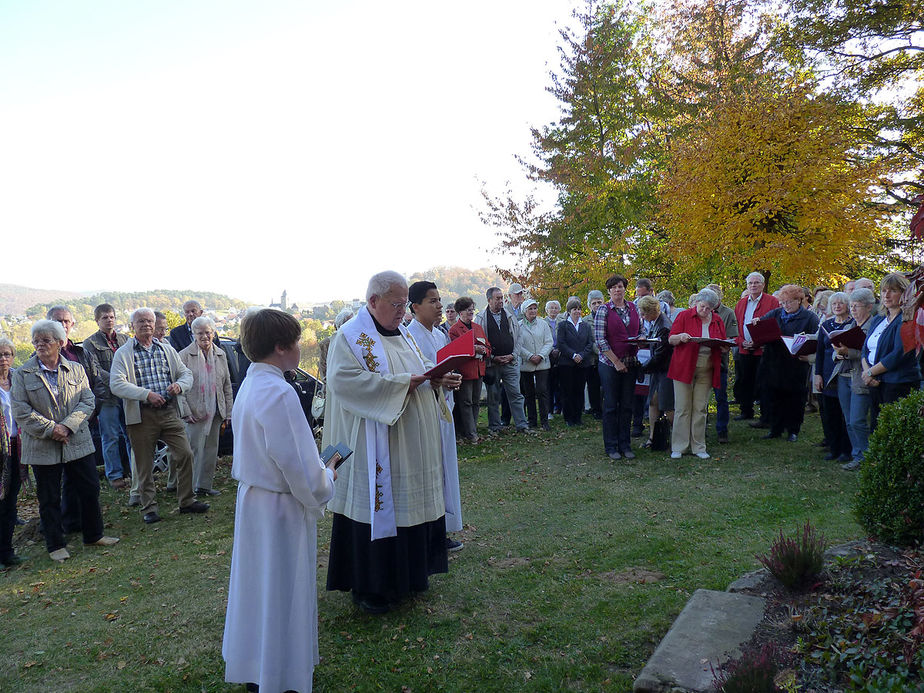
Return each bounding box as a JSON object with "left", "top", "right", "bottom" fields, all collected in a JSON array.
[{"left": 0, "top": 408, "right": 862, "bottom": 692}]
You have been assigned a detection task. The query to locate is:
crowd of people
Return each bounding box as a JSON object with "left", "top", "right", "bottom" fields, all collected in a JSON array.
[
  {"left": 0, "top": 300, "right": 223, "bottom": 569},
  {"left": 1, "top": 269, "right": 921, "bottom": 692},
  {"left": 379, "top": 271, "right": 919, "bottom": 471}
]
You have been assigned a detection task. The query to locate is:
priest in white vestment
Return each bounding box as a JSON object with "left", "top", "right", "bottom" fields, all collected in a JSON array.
[
  {"left": 223, "top": 309, "right": 336, "bottom": 693},
  {"left": 405, "top": 280, "right": 464, "bottom": 550},
  {"left": 324, "top": 271, "right": 462, "bottom": 614}
]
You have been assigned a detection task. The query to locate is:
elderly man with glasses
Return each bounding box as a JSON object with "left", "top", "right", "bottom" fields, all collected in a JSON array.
[
  {"left": 111, "top": 308, "right": 209, "bottom": 524},
  {"left": 323, "top": 271, "right": 462, "bottom": 614}
]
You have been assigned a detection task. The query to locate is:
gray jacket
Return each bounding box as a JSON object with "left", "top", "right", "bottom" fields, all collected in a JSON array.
[
  {"left": 83, "top": 330, "right": 128, "bottom": 404},
  {"left": 11, "top": 356, "right": 96, "bottom": 466}
]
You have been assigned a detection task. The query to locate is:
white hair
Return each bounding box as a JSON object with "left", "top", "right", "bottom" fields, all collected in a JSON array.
[
  {"left": 694, "top": 288, "right": 720, "bottom": 309},
  {"left": 334, "top": 308, "right": 354, "bottom": 329},
  {"left": 131, "top": 307, "right": 155, "bottom": 324},
  {"left": 746, "top": 272, "right": 765, "bottom": 285},
  {"left": 183, "top": 300, "right": 203, "bottom": 311},
  {"left": 46, "top": 305, "right": 73, "bottom": 320},
  {"left": 545, "top": 300, "right": 560, "bottom": 312},
  {"left": 848, "top": 288, "right": 875, "bottom": 307},
  {"left": 366, "top": 271, "right": 407, "bottom": 301},
  {"left": 31, "top": 319, "right": 66, "bottom": 343},
  {"left": 191, "top": 316, "right": 216, "bottom": 334}
]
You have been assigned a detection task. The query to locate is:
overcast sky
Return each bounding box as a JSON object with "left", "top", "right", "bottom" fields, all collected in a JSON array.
[{"left": 0, "top": 0, "right": 573, "bottom": 304}]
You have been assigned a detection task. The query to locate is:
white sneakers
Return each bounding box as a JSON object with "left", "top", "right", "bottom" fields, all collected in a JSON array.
[
  {"left": 670, "top": 452, "right": 682, "bottom": 459},
  {"left": 670, "top": 451, "right": 710, "bottom": 459}
]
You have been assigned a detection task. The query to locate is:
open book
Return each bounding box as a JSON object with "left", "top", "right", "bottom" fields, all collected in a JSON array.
[
  {"left": 781, "top": 333, "right": 817, "bottom": 356},
  {"left": 823, "top": 323, "right": 865, "bottom": 351},
  {"left": 424, "top": 329, "right": 476, "bottom": 378},
  {"left": 688, "top": 337, "right": 736, "bottom": 348}
]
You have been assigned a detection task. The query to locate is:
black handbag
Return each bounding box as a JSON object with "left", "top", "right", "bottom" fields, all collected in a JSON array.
[
  {"left": 482, "top": 366, "right": 498, "bottom": 386},
  {"left": 651, "top": 415, "right": 671, "bottom": 451}
]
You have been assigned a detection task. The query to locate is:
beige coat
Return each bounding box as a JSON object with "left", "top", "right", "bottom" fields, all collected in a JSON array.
[
  {"left": 11, "top": 356, "right": 96, "bottom": 465},
  {"left": 110, "top": 337, "right": 193, "bottom": 425},
  {"left": 178, "top": 341, "right": 234, "bottom": 421}
]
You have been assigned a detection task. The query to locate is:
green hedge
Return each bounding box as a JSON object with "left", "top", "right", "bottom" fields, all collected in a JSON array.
[{"left": 854, "top": 389, "right": 924, "bottom": 545}]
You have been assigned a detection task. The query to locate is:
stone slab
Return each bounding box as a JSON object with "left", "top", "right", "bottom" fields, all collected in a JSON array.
[
  {"left": 726, "top": 568, "right": 768, "bottom": 593},
  {"left": 633, "top": 589, "right": 766, "bottom": 693}
]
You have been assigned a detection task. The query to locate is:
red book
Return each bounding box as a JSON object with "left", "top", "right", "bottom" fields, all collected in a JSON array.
[
  {"left": 825, "top": 324, "right": 866, "bottom": 351},
  {"left": 424, "top": 329, "right": 476, "bottom": 378},
  {"left": 748, "top": 318, "right": 782, "bottom": 347}
]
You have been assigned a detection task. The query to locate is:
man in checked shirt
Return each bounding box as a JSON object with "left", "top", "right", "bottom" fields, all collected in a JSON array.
[{"left": 110, "top": 308, "right": 209, "bottom": 524}]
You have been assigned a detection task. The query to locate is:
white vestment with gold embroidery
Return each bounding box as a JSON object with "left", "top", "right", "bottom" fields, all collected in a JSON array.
[{"left": 323, "top": 327, "right": 445, "bottom": 531}]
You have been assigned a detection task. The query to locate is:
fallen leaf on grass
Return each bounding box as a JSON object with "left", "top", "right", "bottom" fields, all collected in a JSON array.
[
  {"left": 104, "top": 612, "right": 118, "bottom": 621},
  {"left": 23, "top": 661, "right": 38, "bottom": 669}
]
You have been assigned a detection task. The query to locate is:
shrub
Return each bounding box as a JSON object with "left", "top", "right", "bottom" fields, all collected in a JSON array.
[
  {"left": 712, "top": 642, "right": 781, "bottom": 692},
  {"left": 756, "top": 521, "right": 826, "bottom": 590},
  {"left": 854, "top": 389, "right": 924, "bottom": 546}
]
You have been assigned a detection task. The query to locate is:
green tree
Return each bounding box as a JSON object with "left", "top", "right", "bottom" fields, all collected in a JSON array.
[
  {"left": 656, "top": 0, "right": 895, "bottom": 288},
  {"left": 481, "top": 1, "right": 661, "bottom": 301},
  {"left": 783, "top": 0, "right": 923, "bottom": 221}
]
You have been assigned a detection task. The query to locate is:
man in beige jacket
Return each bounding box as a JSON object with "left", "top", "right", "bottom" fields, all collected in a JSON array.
[{"left": 111, "top": 308, "right": 209, "bottom": 524}]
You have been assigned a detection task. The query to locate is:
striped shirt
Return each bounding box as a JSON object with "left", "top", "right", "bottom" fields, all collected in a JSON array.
[{"left": 132, "top": 341, "right": 173, "bottom": 397}]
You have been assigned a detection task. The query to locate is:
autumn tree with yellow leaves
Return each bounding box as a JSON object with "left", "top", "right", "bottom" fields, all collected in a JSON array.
[{"left": 659, "top": 76, "right": 891, "bottom": 288}]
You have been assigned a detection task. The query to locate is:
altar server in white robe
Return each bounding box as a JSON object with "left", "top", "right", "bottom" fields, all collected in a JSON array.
[
  {"left": 223, "top": 308, "right": 336, "bottom": 693},
  {"left": 324, "top": 271, "right": 462, "bottom": 614},
  {"left": 406, "top": 280, "right": 464, "bottom": 551}
]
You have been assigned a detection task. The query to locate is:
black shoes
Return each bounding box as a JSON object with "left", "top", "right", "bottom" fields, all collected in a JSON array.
[
  {"left": 180, "top": 500, "right": 210, "bottom": 514},
  {"left": 143, "top": 511, "right": 161, "bottom": 524},
  {"left": 749, "top": 421, "right": 770, "bottom": 429},
  {"left": 195, "top": 488, "right": 221, "bottom": 497},
  {"left": 787, "top": 434, "right": 798, "bottom": 443},
  {"left": 762, "top": 432, "right": 780, "bottom": 439}
]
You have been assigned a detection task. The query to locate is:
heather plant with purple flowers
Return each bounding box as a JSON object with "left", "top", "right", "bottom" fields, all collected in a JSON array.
[
  {"left": 712, "top": 642, "right": 783, "bottom": 692},
  {"left": 757, "top": 521, "right": 827, "bottom": 591}
]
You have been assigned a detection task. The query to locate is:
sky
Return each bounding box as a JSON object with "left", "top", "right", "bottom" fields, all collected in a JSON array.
[{"left": 0, "top": 0, "right": 573, "bottom": 305}]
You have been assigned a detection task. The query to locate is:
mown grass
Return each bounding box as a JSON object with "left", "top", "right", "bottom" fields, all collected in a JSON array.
[{"left": 1, "top": 409, "right": 861, "bottom": 692}]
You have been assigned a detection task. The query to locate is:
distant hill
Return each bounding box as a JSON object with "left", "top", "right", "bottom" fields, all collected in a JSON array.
[
  {"left": 20, "top": 289, "right": 249, "bottom": 320},
  {"left": 0, "top": 283, "right": 86, "bottom": 316},
  {"left": 407, "top": 266, "right": 509, "bottom": 308}
]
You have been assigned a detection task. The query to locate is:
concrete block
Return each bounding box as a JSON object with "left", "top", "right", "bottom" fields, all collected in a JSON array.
[{"left": 634, "top": 589, "right": 766, "bottom": 693}]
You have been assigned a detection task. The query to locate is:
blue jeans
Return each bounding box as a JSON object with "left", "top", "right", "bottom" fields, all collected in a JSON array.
[
  {"left": 486, "top": 362, "right": 528, "bottom": 431},
  {"left": 599, "top": 363, "right": 636, "bottom": 454},
  {"left": 98, "top": 402, "right": 131, "bottom": 482},
  {"left": 713, "top": 362, "right": 729, "bottom": 434},
  {"left": 837, "top": 376, "right": 869, "bottom": 460}
]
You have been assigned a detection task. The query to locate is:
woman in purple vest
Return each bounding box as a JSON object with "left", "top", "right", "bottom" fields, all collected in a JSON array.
[{"left": 594, "top": 274, "right": 642, "bottom": 460}]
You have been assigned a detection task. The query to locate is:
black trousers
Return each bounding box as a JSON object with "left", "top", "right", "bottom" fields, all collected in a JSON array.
[
  {"left": 733, "top": 352, "right": 763, "bottom": 419},
  {"left": 33, "top": 454, "right": 104, "bottom": 552},
  {"left": 559, "top": 366, "right": 587, "bottom": 425},
  {"left": 820, "top": 393, "right": 851, "bottom": 456},
  {"left": 585, "top": 363, "right": 602, "bottom": 417},
  {"left": 520, "top": 369, "right": 550, "bottom": 428},
  {"left": 768, "top": 386, "right": 808, "bottom": 437},
  {"left": 0, "top": 438, "right": 21, "bottom": 563}
]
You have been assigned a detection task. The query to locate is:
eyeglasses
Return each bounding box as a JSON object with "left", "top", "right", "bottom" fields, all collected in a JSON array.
[
  {"left": 32, "top": 338, "right": 57, "bottom": 346},
  {"left": 0, "top": 352, "right": 13, "bottom": 359},
  {"left": 388, "top": 300, "right": 408, "bottom": 311}
]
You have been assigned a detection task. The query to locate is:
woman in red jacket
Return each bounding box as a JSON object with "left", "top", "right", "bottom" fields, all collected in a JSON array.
[
  {"left": 448, "top": 296, "right": 491, "bottom": 443},
  {"left": 667, "top": 289, "right": 729, "bottom": 460}
]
